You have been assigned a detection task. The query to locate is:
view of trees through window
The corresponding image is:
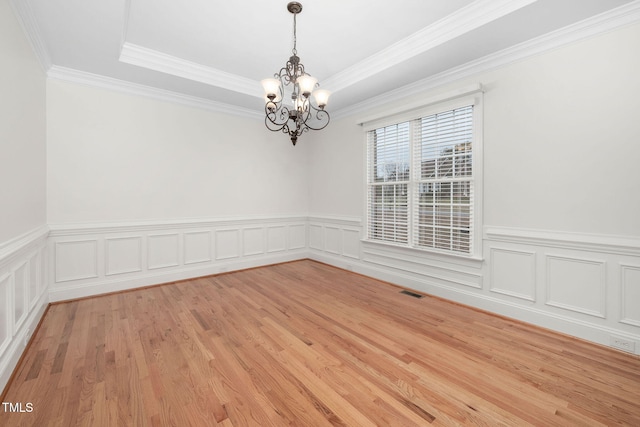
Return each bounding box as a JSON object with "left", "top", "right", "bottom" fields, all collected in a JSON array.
[{"left": 367, "top": 105, "right": 474, "bottom": 254}]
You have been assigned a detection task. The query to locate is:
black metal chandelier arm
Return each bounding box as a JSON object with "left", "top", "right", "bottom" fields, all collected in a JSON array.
[
  {"left": 265, "top": 115, "right": 288, "bottom": 131},
  {"left": 299, "top": 107, "right": 330, "bottom": 131}
]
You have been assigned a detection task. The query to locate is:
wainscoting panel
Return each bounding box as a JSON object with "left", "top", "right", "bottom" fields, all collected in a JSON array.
[
  {"left": 489, "top": 248, "right": 536, "bottom": 301},
  {"left": 0, "top": 226, "right": 50, "bottom": 394},
  {"left": 215, "top": 229, "right": 240, "bottom": 261},
  {"left": 308, "top": 224, "right": 323, "bottom": 251},
  {"left": 13, "top": 262, "right": 28, "bottom": 331},
  {"left": 105, "top": 236, "right": 142, "bottom": 276},
  {"left": 621, "top": 264, "right": 640, "bottom": 327},
  {"left": 184, "top": 231, "right": 211, "bottom": 264},
  {"left": 266, "top": 226, "right": 286, "bottom": 253},
  {"left": 28, "top": 252, "right": 39, "bottom": 311},
  {"left": 0, "top": 274, "right": 10, "bottom": 358},
  {"left": 289, "top": 224, "right": 307, "bottom": 250},
  {"left": 308, "top": 217, "right": 364, "bottom": 265},
  {"left": 325, "top": 227, "right": 341, "bottom": 255},
  {"left": 343, "top": 229, "right": 361, "bottom": 259},
  {"left": 243, "top": 227, "right": 265, "bottom": 256},
  {"left": 546, "top": 255, "right": 606, "bottom": 318},
  {"left": 48, "top": 216, "right": 309, "bottom": 302},
  {"left": 55, "top": 240, "right": 98, "bottom": 282},
  {"left": 485, "top": 227, "right": 640, "bottom": 354},
  {"left": 148, "top": 233, "right": 180, "bottom": 270}
]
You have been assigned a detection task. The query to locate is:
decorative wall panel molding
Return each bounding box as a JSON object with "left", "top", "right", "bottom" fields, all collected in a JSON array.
[
  {"left": 183, "top": 231, "right": 211, "bottom": 265},
  {"left": 105, "top": 236, "right": 142, "bottom": 276},
  {"left": 489, "top": 248, "right": 536, "bottom": 301},
  {"left": 242, "top": 228, "right": 265, "bottom": 257},
  {"left": 483, "top": 226, "right": 639, "bottom": 353},
  {"left": 13, "top": 262, "right": 28, "bottom": 331},
  {"left": 48, "top": 216, "right": 309, "bottom": 302},
  {"left": 0, "top": 226, "right": 49, "bottom": 394},
  {"left": 308, "top": 224, "right": 324, "bottom": 251},
  {"left": 324, "top": 227, "right": 342, "bottom": 255},
  {"left": 55, "top": 240, "right": 98, "bottom": 282},
  {"left": 289, "top": 224, "right": 307, "bottom": 250},
  {"left": 621, "top": 264, "right": 640, "bottom": 327},
  {"left": 148, "top": 233, "right": 180, "bottom": 270},
  {"left": 215, "top": 229, "right": 240, "bottom": 260},
  {"left": 545, "top": 255, "right": 607, "bottom": 318},
  {"left": 0, "top": 274, "right": 10, "bottom": 359},
  {"left": 266, "top": 226, "right": 286, "bottom": 253}
]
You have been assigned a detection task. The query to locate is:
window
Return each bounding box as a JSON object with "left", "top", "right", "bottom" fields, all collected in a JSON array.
[{"left": 366, "top": 100, "right": 480, "bottom": 257}]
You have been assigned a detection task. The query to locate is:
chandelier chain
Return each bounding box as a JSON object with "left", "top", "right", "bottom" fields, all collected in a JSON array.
[{"left": 292, "top": 12, "right": 297, "bottom": 56}]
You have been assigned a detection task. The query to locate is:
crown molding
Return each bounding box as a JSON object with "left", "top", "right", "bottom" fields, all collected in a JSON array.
[
  {"left": 9, "top": 0, "right": 52, "bottom": 72},
  {"left": 47, "top": 65, "right": 262, "bottom": 119},
  {"left": 119, "top": 42, "right": 262, "bottom": 98},
  {"left": 333, "top": 0, "right": 640, "bottom": 120},
  {"left": 322, "top": 0, "right": 536, "bottom": 94}
]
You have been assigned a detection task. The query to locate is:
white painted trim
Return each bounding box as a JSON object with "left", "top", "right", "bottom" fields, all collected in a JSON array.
[
  {"left": 9, "top": 0, "right": 52, "bottom": 72},
  {"left": 485, "top": 226, "right": 640, "bottom": 256},
  {"left": 48, "top": 250, "right": 307, "bottom": 303},
  {"left": 54, "top": 240, "right": 99, "bottom": 283},
  {"left": 0, "top": 227, "right": 49, "bottom": 395},
  {"left": 46, "top": 66, "right": 263, "bottom": 119},
  {"left": 0, "top": 225, "right": 49, "bottom": 265},
  {"left": 355, "top": 83, "right": 483, "bottom": 126},
  {"left": 0, "top": 290, "right": 48, "bottom": 392},
  {"left": 323, "top": 0, "right": 536, "bottom": 93},
  {"left": 489, "top": 247, "right": 537, "bottom": 302},
  {"left": 619, "top": 263, "right": 640, "bottom": 327},
  {"left": 545, "top": 254, "right": 607, "bottom": 319},
  {"left": 333, "top": 1, "right": 640, "bottom": 119},
  {"left": 307, "top": 215, "right": 362, "bottom": 227},
  {"left": 119, "top": 42, "right": 261, "bottom": 98},
  {"left": 48, "top": 216, "right": 311, "bottom": 302},
  {"left": 105, "top": 236, "right": 143, "bottom": 276},
  {"left": 48, "top": 215, "right": 308, "bottom": 236}
]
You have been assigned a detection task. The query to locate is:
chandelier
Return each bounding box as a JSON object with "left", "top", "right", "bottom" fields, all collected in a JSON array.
[{"left": 261, "top": 2, "right": 330, "bottom": 146}]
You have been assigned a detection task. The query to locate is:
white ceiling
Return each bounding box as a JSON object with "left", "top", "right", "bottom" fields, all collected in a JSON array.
[{"left": 14, "top": 0, "right": 639, "bottom": 117}]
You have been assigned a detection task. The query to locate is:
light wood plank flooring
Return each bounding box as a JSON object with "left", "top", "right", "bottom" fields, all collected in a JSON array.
[{"left": 2, "top": 260, "right": 639, "bottom": 426}]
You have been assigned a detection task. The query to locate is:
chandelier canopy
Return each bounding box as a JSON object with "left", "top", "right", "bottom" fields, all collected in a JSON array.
[{"left": 261, "top": 2, "right": 330, "bottom": 146}]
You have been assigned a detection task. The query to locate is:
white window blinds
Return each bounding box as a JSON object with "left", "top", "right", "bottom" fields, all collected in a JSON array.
[
  {"left": 366, "top": 104, "right": 475, "bottom": 255},
  {"left": 367, "top": 123, "right": 410, "bottom": 244}
]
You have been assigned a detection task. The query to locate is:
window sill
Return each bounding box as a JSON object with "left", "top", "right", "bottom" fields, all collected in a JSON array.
[{"left": 361, "top": 239, "right": 484, "bottom": 267}]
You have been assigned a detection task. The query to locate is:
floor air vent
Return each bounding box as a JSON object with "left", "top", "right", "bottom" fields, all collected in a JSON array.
[{"left": 400, "top": 290, "right": 424, "bottom": 299}]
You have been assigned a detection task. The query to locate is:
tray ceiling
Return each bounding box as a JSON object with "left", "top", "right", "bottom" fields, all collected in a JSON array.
[{"left": 13, "top": 0, "right": 639, "bottom": 116}]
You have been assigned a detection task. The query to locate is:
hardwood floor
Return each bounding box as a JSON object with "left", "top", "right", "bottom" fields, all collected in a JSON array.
[{"left": 2, "top": 260, "right": 639, "bottom": 426}]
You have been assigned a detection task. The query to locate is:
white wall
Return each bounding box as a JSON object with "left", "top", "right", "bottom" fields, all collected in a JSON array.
[
  {"left": 0, "top": 0, "right": 46, "bottom": 243},
  {"left": 307, "top": 22, "right": 640, "bottom": 353},
  {"left": 47, "top": 80, "right": 310, "bottom": 224},
  {"left": 0, "top": 0, "right": 49, "bottom": 394}
]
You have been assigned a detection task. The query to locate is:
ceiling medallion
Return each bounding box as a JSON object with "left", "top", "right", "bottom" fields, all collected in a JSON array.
[{"left": 261, "top": 2, "right": 330, "bottom": 146}]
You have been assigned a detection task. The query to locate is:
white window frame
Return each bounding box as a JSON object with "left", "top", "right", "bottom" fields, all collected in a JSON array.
[{"left": 360, "top": 87, "right": 483, "bottom": 260}]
